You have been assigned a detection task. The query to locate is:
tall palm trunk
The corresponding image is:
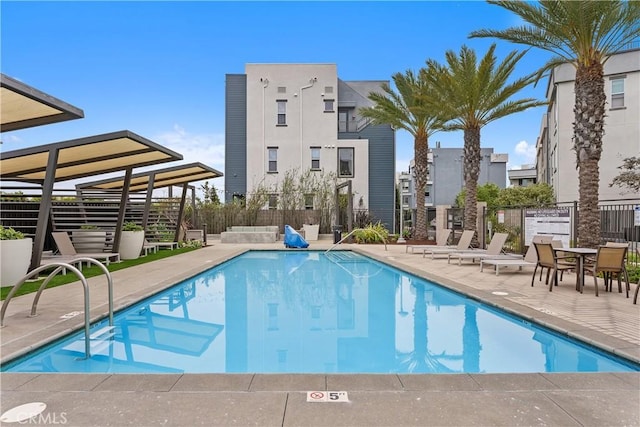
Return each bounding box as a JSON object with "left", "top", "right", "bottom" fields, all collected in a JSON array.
[
  {"left": 463, "top": 127, "right": 481, "bottom": 246},
  {"left": 573, "top": 61, "right": 605, "bottom": 248},
  {"left": 413, "top": 132, "right": 429, "bottom": 240}
]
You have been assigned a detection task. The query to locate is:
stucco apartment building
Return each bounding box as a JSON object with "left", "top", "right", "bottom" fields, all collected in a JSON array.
[
  {"left": 537, "top": 47, "right": 640, "bottom": 203},
  {"left": 225, "top": 63, "right": 396, "bottom": 228}
]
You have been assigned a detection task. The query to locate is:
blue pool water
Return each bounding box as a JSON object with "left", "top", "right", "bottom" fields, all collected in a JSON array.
[{"left": 3, "top": 250, "right": 638, "bottom": 374}]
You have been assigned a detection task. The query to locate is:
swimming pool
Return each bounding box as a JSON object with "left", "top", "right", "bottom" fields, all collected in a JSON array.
[{"left": 3, "top": 250, "right": 638, "bottom": 374}]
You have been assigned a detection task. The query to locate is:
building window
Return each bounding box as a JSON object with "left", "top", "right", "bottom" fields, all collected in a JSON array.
[
  {"left": 324, "top": 99, "right": 335, "bottom": 112},
  {"left": 338, "top": 108, "right": 355, "bottom": 132},
  {"left": 277, "top": 100, "right": 287, "bottom": 125},
  {"left": 311, "top": 147, "right": 320, "bottom": 170},
  {"left": 304, "top": 194, "right": 314, "bottom": 210},
  {"left": 611, "top": 77, "right": 625, "bottom": 108},
  {"left": 268, "top": 194, "right": 278, "bottom": 210},
  {"left": 268, "top": 147, "right": 278, "bottom": 172},
  {"left": 338, "top": 148, "right": 354, "bottom": 177}
]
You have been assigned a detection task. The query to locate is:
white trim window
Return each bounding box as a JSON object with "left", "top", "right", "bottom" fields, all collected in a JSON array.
[
  {"left": 268, "top": 194, "right": 278, "bottom": 210},
  {"left": 268, "top": 147, "right": 278, "bottom": 172},
  {"left": 277, "top": 100, "right": 287, "bottom": 125},
  {"left": 304, "top": 194, "right": 314, "bottom": 210},
  {"left": 611, "top": 77, "right": 625, "bottom": 108},
  {"left": 338, "top": 147, "right": 354, "bottom": 177},
  {"left": 311, "top": 147, "right": 320, "bottom": 170},
  {"left": 324, "top": 99, "right": 335, "bottom": 112}
]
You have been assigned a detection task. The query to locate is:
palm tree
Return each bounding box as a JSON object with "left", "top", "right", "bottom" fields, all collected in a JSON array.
[
  {"left": 421, "top": 44, "right": 545, "bottom": 245},
  {"left": 360, "top": 70, "right": 446, "bottom": 241},
  {"left": 470, "top": 0, "right": 640, "bottom": 248}
]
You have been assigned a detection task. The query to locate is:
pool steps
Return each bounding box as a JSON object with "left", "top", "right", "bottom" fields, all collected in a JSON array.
[{"left": 89, "top": 325, "right": 115, "bottom": 354}]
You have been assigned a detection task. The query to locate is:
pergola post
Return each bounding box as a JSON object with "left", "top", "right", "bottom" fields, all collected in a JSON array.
[
  {"left": 142, "top": 172, "right": 156, "bottom": 231},
  {"left": 174, "top": 183, "right": 189, "bottom": 243},
  {"left": 113, "top": 168, "right": 133, "bottom": 252},
  {"left": 29, "top": 148, "right": 59, "bottom": 271}
]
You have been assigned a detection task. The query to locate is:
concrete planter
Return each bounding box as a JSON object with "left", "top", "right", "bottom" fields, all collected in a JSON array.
[
  {"left": 0, "top": 238, "right": 32, "bottom": 286},
  {"left": 119, "top": 230, "right": 144, "bottom": 260},
  {"left": 302, "top": 224, "right": 319, "bottom": 241},
  {"left": 71, "top": 230, "right": 107, "bottom": 253}
]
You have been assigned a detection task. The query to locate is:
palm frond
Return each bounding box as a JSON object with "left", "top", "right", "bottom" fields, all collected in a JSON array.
[
  {"left": 471, "top": 0, "right": 640, "bottom": 65},
  {"left": 422, "top": 43, "right": 543, "bottom": 130}
]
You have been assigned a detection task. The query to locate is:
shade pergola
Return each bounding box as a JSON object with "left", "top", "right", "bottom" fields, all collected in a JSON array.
[
  {"left": 1, "top": 73, "right": 84, "bottom": 132},
  {"left": 0, "top": 130, "right": 183, "bottom": 269},
  {"left": 77, "top": 162, "right": 223, "bottom": 192},
  {"left": 77, "top": 162, "right": 224, "bottom": 242}
]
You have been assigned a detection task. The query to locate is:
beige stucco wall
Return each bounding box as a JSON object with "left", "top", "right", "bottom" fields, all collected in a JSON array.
[
  {"left": 545, "top": 50, "right": 640, "bottom": 203},
  {"left": 245, "top": 63, "right": 369, "bottom": 207}
]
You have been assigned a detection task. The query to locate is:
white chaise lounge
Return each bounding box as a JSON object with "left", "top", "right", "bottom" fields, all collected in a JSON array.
[
  {"left": 421, "top": 230, "right": 475, "bottom": 259},
  {"left": 406, "top": 229, "right": 452, "bottom": 253}
]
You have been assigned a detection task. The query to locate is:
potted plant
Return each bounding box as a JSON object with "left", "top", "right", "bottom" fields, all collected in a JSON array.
[
  {"left": 302, "top": 223, "right": 320, "bottom": 241},
  {"left": 119, "top": 222, "right": 145, "bottom": 260},
  {"left": 72, "top": 224, "right": 107, "bottom": 253},
  {"left": 0, "top": 225, "right": 32, "bottom": 286}
]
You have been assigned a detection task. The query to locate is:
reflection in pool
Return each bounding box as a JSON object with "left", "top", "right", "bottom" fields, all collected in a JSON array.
[{"left": 3, "top": 251, "right": 638, "bottom": 373}]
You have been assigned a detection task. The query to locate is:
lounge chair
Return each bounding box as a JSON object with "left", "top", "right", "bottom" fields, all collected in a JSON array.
[
  {"left": 406, "top": 229, "right": 452, "bottom": 253},
  {"left": 480, "top": 235, "right": 552, "bottom": 275},
  {"left": 143, "top": 240, "right": 160, "bottom": 256},
  {"left": 447, "top": 232, "right": 515, "bottom": 265},
  {"left": 421, "top": 230, "right": 475, "bottom": 259},
  {"left": 51, "top": 231, "right": 120, "bottom": 266},
  {"left": 148, "top": 240, "right": 179, "bottom": 250},
  {"left": 40, "top": 255, "right": 85, "bottom": 275}
]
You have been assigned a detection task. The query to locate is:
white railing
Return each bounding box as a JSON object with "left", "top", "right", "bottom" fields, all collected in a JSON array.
[{"left": 325, "top": 228, "right": 387, "bottom": 253}]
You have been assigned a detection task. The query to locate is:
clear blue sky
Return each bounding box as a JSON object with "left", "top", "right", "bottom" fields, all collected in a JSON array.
[{"left": 1, "top": 1, "right": 552, "bottom": 199}]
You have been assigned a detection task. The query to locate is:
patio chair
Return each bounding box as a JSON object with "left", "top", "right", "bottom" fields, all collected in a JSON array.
[
  {"left": 51, "top": 232, "right": 120, "bottom": 266},
  {"left": 447, "top": 232, "right": 514, "bottom": 265},
  {"left": 531, "top": 242, "right": 575, "bottom": 290},
  {"left": 584, "top": 245, "right": 629, "bottom": 297},
  {"left": 406, "top": 229, "right": 452, "bottom": 253},
  {"left": 421, "top": 230, "right": 475, "bottom": 259},
  {"left": 480, "top": 235, "right": 552, "bottom": 276}
]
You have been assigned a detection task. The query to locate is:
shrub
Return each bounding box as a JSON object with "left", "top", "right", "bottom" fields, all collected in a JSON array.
[
  {"left": 352, "top": 221, "right": 389, "bottom": 244},
  {"left": 0, "top": 225, "right": 25, "bottom": 240},
  {"left": 80, "top": 224, "right": 100, "bottom": 230},
  {"left": 122, "top": 222, "right": 144, "bottom": 232}
]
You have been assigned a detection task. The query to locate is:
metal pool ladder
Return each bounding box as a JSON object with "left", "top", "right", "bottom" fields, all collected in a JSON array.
[
  {"left": 325, "top": 228, "right": 387, "bottom": 253},
  {"left": 1, "top": 257, "right": 114, "bottom": 359}
]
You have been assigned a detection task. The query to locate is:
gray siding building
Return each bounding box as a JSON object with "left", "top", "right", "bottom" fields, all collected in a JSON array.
[{"left": 404, "top": 146, "right": 508, "bottom": 208}]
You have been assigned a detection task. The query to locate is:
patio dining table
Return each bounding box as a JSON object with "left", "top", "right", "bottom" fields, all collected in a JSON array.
[{"left": 554, "top": 247, "right": 597, "bottom": 293}]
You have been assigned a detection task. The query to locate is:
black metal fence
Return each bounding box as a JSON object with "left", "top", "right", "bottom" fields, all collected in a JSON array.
[
  {"left": 2, "top": 182, "right": 637, "bottom": 267},
  {"left": 473, "top": 199, "right": 639, "bottom": 266}
]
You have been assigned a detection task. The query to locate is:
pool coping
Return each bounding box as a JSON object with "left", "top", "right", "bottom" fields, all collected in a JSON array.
[{"left": 2, "top": 242, "right": 639, "bottom": 426}]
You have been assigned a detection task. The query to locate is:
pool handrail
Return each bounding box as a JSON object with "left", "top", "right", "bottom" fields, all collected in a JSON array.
[
  {"left": 0, "top": 258, "right": 114, "bottom": 359},
  {"left": 325, "top": 228, "right": 388, "bottom": 253},
  {"left": 324, "top": 252, "right": 386, "bottom": 280}
]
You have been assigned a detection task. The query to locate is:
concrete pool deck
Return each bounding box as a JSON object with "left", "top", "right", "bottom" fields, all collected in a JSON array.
[{"left": 1, "top": 239, "right": 639, "bottom": 426}]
